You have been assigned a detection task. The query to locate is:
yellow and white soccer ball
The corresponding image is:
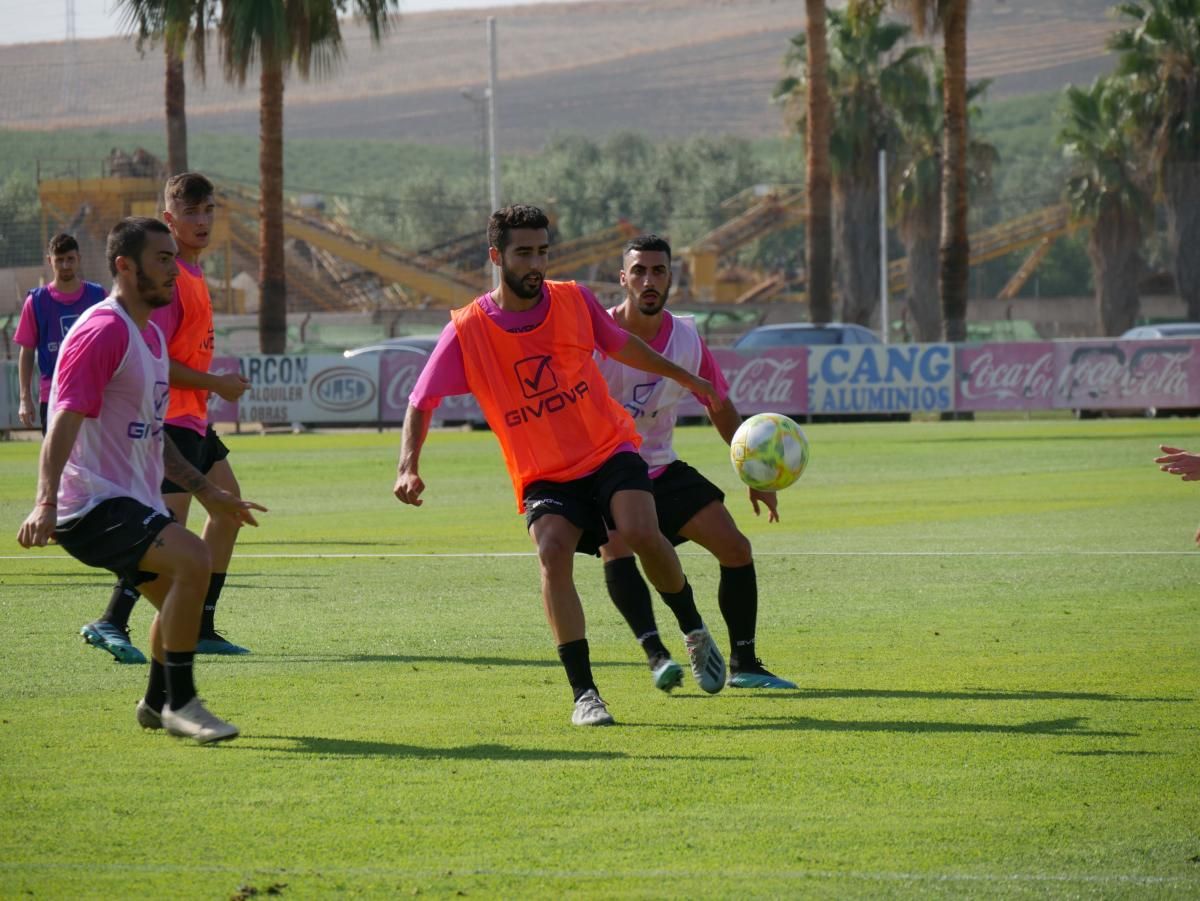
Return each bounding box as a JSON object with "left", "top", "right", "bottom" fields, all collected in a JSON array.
[{"left": 729, "top": 412, "right": 810, "bottom": 492}]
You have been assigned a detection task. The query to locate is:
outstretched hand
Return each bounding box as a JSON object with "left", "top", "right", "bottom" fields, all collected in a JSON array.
[
  {"left": 1155, "top": 445, "right": 1200, "bottom": 481},
  {"left": 197, "top": 486, "right": 267, "bottom": 527},
  {"left": 750, "top": 488, "right": 779, "bottom": 523}
]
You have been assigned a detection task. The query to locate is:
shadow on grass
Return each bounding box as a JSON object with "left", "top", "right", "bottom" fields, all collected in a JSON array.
[
  {"left": 673, "top": 715, "right": 1137, "bottom": 737},
  {"left": 230, "top": 734, "right": 714, "bottom": 761},
  {"left": 755, "top": 687, "right": 1193, "bottom": 704},
  {"left": 1056, "top": 749, "right": 1165, "bottom": 757},
  {"left": 234, "top": 653, "right": 642, "bottom": 669}
]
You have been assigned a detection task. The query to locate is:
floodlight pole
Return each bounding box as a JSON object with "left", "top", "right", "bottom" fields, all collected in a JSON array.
[
  {"left": 878, "top": 145, "right": 889, "bottom": 344},
  {"left": 487, "top": 16, "right": 501, "bottom": 288}
]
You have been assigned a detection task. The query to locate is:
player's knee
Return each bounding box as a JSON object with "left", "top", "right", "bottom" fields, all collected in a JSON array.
[
  {"left": 719, "top": 533, "right": 753, "bottom": 568},
  {"left": 535, "top": 532, "right": 575, "bottom": 569},
  {"left": 617, "top": 520, "right": 660, "bottom": 553}
]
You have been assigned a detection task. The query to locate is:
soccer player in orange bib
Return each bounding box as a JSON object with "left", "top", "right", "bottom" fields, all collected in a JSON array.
[
  {"left": 79, "top": 173, "right": 253, "bottom": 662},
  {"left": 394, "top": 205, "right": 728, "bottom": 726}
]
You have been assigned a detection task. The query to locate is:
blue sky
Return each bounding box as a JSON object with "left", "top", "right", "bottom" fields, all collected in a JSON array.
[{"left": 0, "top": 0, "right": 579, "bottom": 46}]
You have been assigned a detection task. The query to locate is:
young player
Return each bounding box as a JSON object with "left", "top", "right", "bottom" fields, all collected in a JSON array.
[
  {"left": 595, "top": 234, "right": 797, "bottom": 690},
  {"left": 79, "top": 173, "right": 253, "bottom": 663},
  {"left": 393, "top": 205, "right": 728, "bottom": 726},
  {"left": 14, "top": 233, "right": 108, "bottom": 433},
  {"left": 17, "top": 217, "right": 265, "bottom": 743}
]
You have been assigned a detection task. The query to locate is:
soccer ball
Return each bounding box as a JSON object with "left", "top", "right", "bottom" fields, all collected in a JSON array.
[{"left": 730, "top": 412, "right": 809, "bottom": 491}]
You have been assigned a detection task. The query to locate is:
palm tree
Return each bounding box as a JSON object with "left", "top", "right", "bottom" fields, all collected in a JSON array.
[
  {"left": 777, "top": 1, "right": 927, "bottom": 327},
  {"left": 1110, "top": 0, "right": 1200, "bottom": 321},
  {"left": 892, "top": 63, "right": 995, "bottom": 341},
  {"left": 1058, "top": 77, "right": 1152, "bottom": 335},
  {"left": 218, "top": 0, "right": 396, "bottom": 353},
  {"left": 115, "top": 0, "right": 212, "bottom": 175},
  {"left": 890, "top": 0, "right": 971, "bottom": 342}
]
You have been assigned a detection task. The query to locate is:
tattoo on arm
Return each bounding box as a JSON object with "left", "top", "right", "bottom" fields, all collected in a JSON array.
[{"left": 163, "top": 435, "right": 210, "bottom": 495}]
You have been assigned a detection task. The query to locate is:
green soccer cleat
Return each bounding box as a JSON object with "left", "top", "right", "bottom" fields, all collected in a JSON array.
[
  {"left": 728, "top": 659, "right": 798, "bottom": 690},
  {"left": 650, "top": 657, "right": 684, "bottom": 693},
  {"left": 195, "top": 630, "right": 251, "bottom": 655},
  {"left": 80, "top": 621, "right": 147, "bottom": 664}
]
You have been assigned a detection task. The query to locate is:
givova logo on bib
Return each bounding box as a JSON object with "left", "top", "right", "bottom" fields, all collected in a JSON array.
[{"left": 504, "top": 355, "right": 590, "bottom": 427}]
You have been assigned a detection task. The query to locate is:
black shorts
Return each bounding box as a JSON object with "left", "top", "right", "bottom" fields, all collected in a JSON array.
[
  {"left": 524, "top": 451, "right": 653, "bottom": 557},
  {"left": 161, "top": 423, "right": 229, "bottom": 494},
  {"left": 651, "top": 460, "right": 726, "bottom": 546},
  {"left": 39, "top": 401, "right": 49, "bottom": 437},
  {"left": 54, "top": 497, "right": 174, "bottom": 586}
]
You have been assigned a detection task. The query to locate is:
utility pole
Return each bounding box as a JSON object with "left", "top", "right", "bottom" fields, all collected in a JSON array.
[
  {"left": 487, "top": 16, "right": 501, "bottom": 288},
  {"left": 61, "top": 0, "right": 78, "bottom": 114},
  {"left": 878, "top": 145, "right": 889, "bottom": 344}
]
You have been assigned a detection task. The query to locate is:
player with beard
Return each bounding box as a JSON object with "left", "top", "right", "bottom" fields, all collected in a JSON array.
[
  {"left": 17, "top": 217, "right": 266, "bottom": 743},
  {"left": 394, "top": 205, "right": 730, "bottom": 726},
  {"left": 14, "top": 233, "right": 108, "bottom": 433},
  {"left": 595, "top": 234, "right": 797, "bottom": 690},
  {"left": 79, "top": 173, "right": 253, "bottom": 664}
]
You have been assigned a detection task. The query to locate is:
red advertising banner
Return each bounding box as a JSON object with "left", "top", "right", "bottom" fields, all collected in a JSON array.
[
  {"left": 1052, "top": 339, "right": 1200, "bottom": 412},
  {"left": 956, "top": 342, "right": 1055, "bottom": 411},
  {"left": 378, "top": 348, "right": 484, "bottom": 424},
  {"left": 677, "top": 347, "right": 809, "bottom": 418}
]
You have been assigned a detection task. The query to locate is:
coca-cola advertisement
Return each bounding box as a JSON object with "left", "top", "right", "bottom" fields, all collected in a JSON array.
[
  {"left": 1052, "top": 339, "right": 1200, "bottom": 411},
  {"left": 677, "top": 347, "right": 809, "bottom": 418},
  {"left": 378, "top": 349, "right": 484, "bottom": 425},
  {"left": 956, "top": 343, "right": 1055, "bottom": 411}
]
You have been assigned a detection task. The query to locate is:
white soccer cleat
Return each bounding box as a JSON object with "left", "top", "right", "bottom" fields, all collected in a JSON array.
[
  {"left": 571, "top": 689, "right": 615, "bottom": 726},
  {"left": 161, "top": 697, "right": 239, "bottom": 744},
  {"left": 135, "top": 699, "right": 163, "bottom": 730},
  {"left": 683, "top": 625, "right": 727, "bottom": 694}
]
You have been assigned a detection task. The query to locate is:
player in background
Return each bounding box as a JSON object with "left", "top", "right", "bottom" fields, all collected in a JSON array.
[
  {"left": 17, "top": 217, "right": 265, "bottom": 743},
  {"left": 1155, "top": 445, "right": 1200, "bottom": 545},
  {"left": 595, "top": 234, "right": 797, "bottom": 690},
  {"left": 79, "top": 173, "right": 253, "bottom": 663},
  {"left": 14, "top": 233, "right": 108, "bottom": 433},
  {"left": 394, "top": 204, "right": 727, "bottom": 727}
]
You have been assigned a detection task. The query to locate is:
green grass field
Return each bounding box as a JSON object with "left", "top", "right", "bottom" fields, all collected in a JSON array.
[{"left": 1, "top": 418, "right": 1199, "bottom": 898}]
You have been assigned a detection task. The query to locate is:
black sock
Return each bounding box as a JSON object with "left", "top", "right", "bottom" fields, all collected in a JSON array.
[
  {"left": 556, "top": 638, "right": 596, "bottom": 702},
  {"left": 144, "top": 658, "right": 167, "bottom": 712},
  {"left": 660, "top": 579, "right": 703, "bottom": 635},
  {"left": 164, "top": 650, "right": 197, "bottom": 710},
  {"left": 604, "top": 557, "right": 670, "bottom": 663},
  {"left": 720, "top": 562, "right": 758, "bottom": 670},
  {"left": 102, "top": 580, "right": 141, "bottom": 631},
  {"left": 201, "top": 573, "right": 227, "bottom": 634}
]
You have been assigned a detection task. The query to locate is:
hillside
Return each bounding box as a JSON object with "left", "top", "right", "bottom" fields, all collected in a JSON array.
[{"left": 0, "top": 0, "right": 1119, "bottom": 149}]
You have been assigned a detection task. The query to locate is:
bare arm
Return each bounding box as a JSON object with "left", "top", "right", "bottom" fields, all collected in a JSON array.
[
  {"left": 17, "top": 345, "right": 37, "bottom": 427},
  {"left": 708, "top": 399, "right": 780, "bottom": 523},
  {"left": 17, "top": 410, "right": 84, "bottom": 547},
  {"left": 393, "top": 405, "right": 433, "bottom": 506},
  {"left": 168, "top": 359, "right": 250, "bottom": 402},
  {"left": 163, "top": 433, "right": 265, "bottom": 526},
  {"left": 610, "top": 334, "right": 719, "bottom": 405}
]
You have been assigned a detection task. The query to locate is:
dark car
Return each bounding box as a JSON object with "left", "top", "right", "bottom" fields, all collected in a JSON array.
[{"left": 732, "top": 322, "right": 883, "bottom": 352}]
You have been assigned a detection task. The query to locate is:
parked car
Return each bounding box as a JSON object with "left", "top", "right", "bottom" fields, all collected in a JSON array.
[
  {"left": 342, "top": 335, "right": 441, "bottom": 358},
  {"left": 732, "top": 322, "right": 882, "bottom": 352},
  {"left": 1075, "top": 322, "right": 1200, "bottom": 419}
]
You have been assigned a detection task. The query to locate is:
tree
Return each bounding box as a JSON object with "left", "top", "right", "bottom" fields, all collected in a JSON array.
[
  {"left": 115, "top": 0, "right": 212, "bottom": 176},
  {"left": 777, "top": 1, "right": 926, "bottom": 327},
  {"left": 893, "top": 63, "right": 995, "bottom": 341},
  {"left": 891, "top": 0, "right": 972, "bottom": 342},
  {"left": 218, "top": 0, "right": 396, "bottom": 353},
  {"left": 1059, "top": 77, "right": 1152, "bottom": 335},
  {"left": 1110, "top": 0, "right": 1200, "bottom": 320}
]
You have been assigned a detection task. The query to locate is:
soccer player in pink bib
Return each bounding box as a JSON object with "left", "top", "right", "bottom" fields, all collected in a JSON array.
[
  {"left": 595, "top": 234, "right": 797, "bottom": 691},
  {"left": 17, "top": 217, "right": 266, "bottom": 744}
]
